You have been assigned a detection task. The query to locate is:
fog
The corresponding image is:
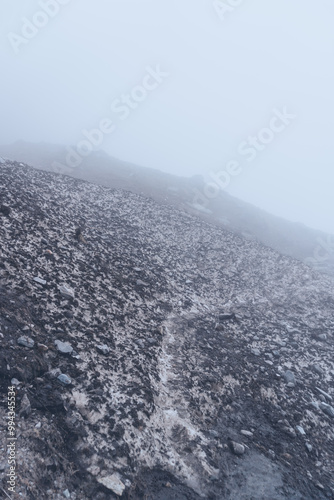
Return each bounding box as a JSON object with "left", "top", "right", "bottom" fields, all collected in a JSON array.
[{"left": 1, "top": 0, "right": 333, "bottom": 234}]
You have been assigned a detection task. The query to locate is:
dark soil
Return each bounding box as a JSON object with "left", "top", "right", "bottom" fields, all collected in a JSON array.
[{"left": 0, "top": 161, "right": 333, "bottom": 499}]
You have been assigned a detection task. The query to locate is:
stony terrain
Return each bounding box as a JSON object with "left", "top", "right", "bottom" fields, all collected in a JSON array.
[
  {"left": 1, "top": 142, "right": 333, "bottom": 278},
  {"left": 0, "top": 161, "right": 333, "bottom": 500}
]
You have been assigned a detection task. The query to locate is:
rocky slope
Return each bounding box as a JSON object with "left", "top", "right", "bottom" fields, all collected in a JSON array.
[
  {"left": 1, "top": 141, "right": 333, "bottom": 278},
  {"left": 0, "top": 161, "right": 333, "bottom": 500}
]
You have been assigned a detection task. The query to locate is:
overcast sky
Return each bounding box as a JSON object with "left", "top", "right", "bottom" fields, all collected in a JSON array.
[{"left": 1, "top": 0, "right": 333, "bottom": 234}]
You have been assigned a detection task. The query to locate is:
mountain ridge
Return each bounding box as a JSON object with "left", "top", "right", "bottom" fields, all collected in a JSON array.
[{"left": 1, "top": 141, "right": 333, "bottom": 278}]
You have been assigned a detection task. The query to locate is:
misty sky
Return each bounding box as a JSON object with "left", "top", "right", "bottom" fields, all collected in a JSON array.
[{"left": 1, "top": 0, "right": 333, "bottom": 234}]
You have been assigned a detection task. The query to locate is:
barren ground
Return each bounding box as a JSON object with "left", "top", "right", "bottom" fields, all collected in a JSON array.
[{"left": 0, "top": 162, "right": 333, "bottom": 499}]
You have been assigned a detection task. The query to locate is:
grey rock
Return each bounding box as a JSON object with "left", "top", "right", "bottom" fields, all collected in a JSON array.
[
  {"left": 305, "top": 442, "right": 313, "bottom": 452},
  {"left": 285, "top": 426, "right": 296, "bottom": 438},
  {"left": 287, "top": 326, "right": 299, "bottom": 333},
  {"left": 240, "top": 430, "right": 253, "bottom": 437},
  {"left": 55, "top": 340, "right": 73, "bottom": 354},
  {"left": 17, "top": 336, "right": 35, "bottom": 348},
  {"left": 136, "top": 279, "right": 148, "bottom": 286},
  {"left": 87, "top": 465, "right": 100, "bottom": 476},
  {"left": 251, "top": 348, "right": 261, "bottom": 356},
  {"left": 319, "top": 402, "right": 334, "bottom": 418},
  {"left": 313, "top": 364, "right": 323, "bottom": 375},
  {"left": 283, "top": 370, "right": 296, "bottom": 387},
  {"left": 11, "top": 378, "right": 21, "bottom": 386},
  {"left": 229, "top": 440, "right": 245, "bottom": 455},
  {"left": 296, "top": 425, "right": 305, "bottom": 435},
  {"left": 135, "top": 339, "right": 145, "bottom": 348},
  {"left": 96, "top": 344, "right": 110, "bottom": 355},
  {"left": 19, "top": 394, "right": 31, "bottom": 417},
  {"left": 63, "top": 489, "right": 71, "bottom": 499},
  {"left": 97, "top": 474, "right": 125, "bottom": 496},
  {"left": 310, "top": 401, "right": 319, "bottom": 411},
  {"left": 58, "top": 285, "right": 75, "bottom": 299},
  {"left": 57, "top": 374, "right": 72, "bottom": 386},
  {"left": 272, "top": 350, "right": 280, "bottom": 358},
  {"left": 219, "top": 313, "right": 236, "bottom": 321},
  {"left": 33, "top": 277, "right": 47, "bottom": 285},
  {"left": 316, "top": 387, "right": 332, "bottom": 401}
]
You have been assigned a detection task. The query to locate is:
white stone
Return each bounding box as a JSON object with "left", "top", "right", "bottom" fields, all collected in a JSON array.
[
  {"left": 55, "top": 340, "right": 73, "bottom": 354},
  {"left": 97, "top": 474, "right": 125, "bottom": 496},
  {"left": 34, "top": 277, "right": 47, "bottom": 285},
  {"left": 87, "top": 465, "right": 100, "bottom": 476},
  {"left": 96, "top": 344, "right": 110, "bottom": 355},
  {"left": 240, "top": 430, "right": 253, "bottom": 437},
  {"left": 58, "top": 285, "right": 75, "bottom": 299}
]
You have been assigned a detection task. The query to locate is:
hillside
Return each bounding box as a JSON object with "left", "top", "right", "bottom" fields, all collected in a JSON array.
[
  {"left": 0, "top": 160, "right": 334, "bottom": 499},
  {"left": 0, "top": 141, "right": 333, "bottom": 278}
]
